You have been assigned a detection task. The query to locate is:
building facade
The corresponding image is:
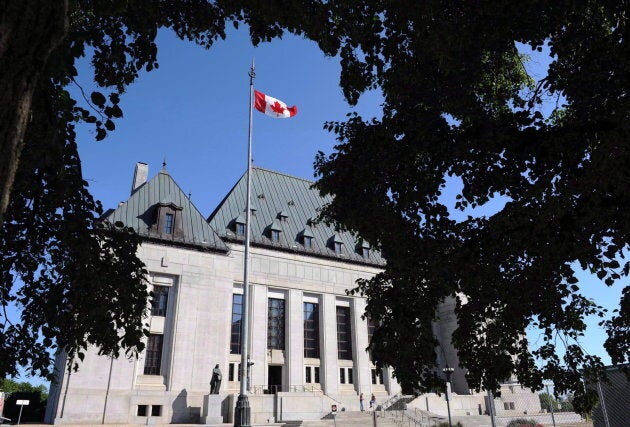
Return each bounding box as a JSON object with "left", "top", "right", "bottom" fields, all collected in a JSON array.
[
  {"left": 45, "top": 164, "right": 407, "bottom": 424},
  {"left": 45, "top": 163, "right": 539, "bottom": 424}
]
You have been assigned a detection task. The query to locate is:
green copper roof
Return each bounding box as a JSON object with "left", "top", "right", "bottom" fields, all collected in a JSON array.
[
  {"left": 207, "top": 167, "right": 384, "bottom": 265},
  {"left": 106, "top": 170, "right": 229, "bottom": 252}
]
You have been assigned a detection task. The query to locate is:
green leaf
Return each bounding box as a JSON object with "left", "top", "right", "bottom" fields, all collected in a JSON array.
[{"left": 90, "top": 91, "right": 106, "bottom": 107}]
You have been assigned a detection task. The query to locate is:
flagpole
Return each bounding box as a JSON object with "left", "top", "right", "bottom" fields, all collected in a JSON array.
[{"left": 234, "top": 60, "right": 254, "bottom": 427}]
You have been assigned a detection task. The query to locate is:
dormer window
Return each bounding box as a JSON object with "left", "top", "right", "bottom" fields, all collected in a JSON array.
[
  {"left": 268, "top": 222, "right": 282, "bottom": 243},
  {"left": 152, "top": 195, "right": 183, "bottom": 237},
  {"left": 329, "top": 234, "right": 343, "bottom": 254},
  {"left": 233, "top": 215, "right": 246, "bottom": 237},
  {"left": 278, "top": 211, "right": 289, "bottom": 222},
  {"left": 301, "top": 227, "right": 314, "bottom": 249},
  {"left": 164, "top": 213, "right": 174, "bottom": 234},
  {"left": 359, "top": 241, "right": 370, "bottom": 258}
]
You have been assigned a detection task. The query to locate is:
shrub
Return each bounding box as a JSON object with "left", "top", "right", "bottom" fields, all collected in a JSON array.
[{"left": 505, "top": 419, "right": 543, "bottom": 427}]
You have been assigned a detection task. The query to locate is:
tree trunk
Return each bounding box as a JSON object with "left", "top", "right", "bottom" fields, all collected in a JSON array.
[{"left": 0, "top": 0, "right": 68, "bottom": 225}]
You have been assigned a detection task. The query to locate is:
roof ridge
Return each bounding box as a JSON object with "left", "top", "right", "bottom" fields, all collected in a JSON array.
[{"left": 252, "top": 166, "right": 316, "bottom": 185}]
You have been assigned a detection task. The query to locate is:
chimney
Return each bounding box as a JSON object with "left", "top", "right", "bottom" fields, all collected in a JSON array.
[{"left": 131, "top": 162, "right": 148, "bottom": 194}]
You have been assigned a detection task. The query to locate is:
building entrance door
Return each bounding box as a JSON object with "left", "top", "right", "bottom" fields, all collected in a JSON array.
[{"left": 268, "top": 365, "right": 282, "bottom": 394}]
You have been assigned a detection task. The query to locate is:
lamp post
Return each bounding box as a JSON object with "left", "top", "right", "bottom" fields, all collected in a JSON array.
[{"left": 443, "top": 366, "right": 454, "bottom": 427}]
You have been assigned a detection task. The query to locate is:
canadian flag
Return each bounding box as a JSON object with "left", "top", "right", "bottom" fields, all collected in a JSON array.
[{"left": 254, "top": 90, "right": 298, "bottom": 118}]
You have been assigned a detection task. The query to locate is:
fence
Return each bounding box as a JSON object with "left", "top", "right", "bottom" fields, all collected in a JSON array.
[
  {"left": 377, "top": 375, "right": 628, "bottom": 427},
  {"left": 485, "top": 383, "right": 585, "bottom": 427},
  {"left": 587, "top": 365, "right": 630, "bottom": 427},
  {"left": 484, "top": 373, "right": 629, "bottom": 427}
]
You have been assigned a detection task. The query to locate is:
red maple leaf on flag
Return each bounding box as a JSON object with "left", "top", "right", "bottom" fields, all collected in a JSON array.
[{"left": 270, "top": 101, "right": 286, "bottom": 115}]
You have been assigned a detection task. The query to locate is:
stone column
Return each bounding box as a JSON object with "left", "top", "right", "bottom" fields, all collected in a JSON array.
[
  {"left": 249, "top": 284, "right": 268, "bottom": 390},
  {"left": 320, "top": 293, "right": 339, "bottom": 395},
  {"left": 351, "top": 298, "right": 371, "bottom": 394},
  {"left": 384, "top": 367, "right": 401, "bottom": 395},
  {"left": 285, "top": 289, "right": 304, "bottom": 391}
]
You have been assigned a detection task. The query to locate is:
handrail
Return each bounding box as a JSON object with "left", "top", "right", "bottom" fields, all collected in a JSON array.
[
  {"left": 380, "top": 409, "right": 434, "bottom": 427},
  {"left": 377, "top": 393, "right": 401, "bottom": 410},
  {"left": 250, "top": 384, "right": 324, "bottom": 394}
]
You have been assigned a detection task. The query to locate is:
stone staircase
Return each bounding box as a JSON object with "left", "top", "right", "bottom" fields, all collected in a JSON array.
[{"left": 295, "top": 410, "right": 402, "bottom": 427}]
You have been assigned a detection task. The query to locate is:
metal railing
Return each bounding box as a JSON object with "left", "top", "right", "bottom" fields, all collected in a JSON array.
[
  {"left": 379, "top": 409, "right": 437, "bottom": 427},
  {"left": 377, "top": 393, "right": 402, "bottom": 410},
  {"left": 250, "top": 384, "right": 323, "bottom": 394}
]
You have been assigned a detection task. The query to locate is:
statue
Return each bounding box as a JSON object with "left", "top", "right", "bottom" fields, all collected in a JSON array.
[{"left": 210, "top": 364, "right": 222, "bottom": 394}]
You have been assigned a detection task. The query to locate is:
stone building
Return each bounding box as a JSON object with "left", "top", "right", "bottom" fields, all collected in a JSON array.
[{"left": 44, "top": 163, "right": 535, "bottom": 424}]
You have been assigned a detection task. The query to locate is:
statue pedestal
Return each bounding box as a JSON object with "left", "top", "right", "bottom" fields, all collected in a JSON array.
[{"left": 202, "top": 394, "right": 224, "bottom": 424}]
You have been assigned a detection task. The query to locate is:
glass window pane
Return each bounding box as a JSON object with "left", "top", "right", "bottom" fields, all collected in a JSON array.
[
  {"left": 151, "top": 285, "right": 169, "bottom": 316},
  {"left": 268, "top": 298, "right": 285, "bottom": 350},
  {"left": 304, "top": 302, "right": 320, "bottom": 358},
  {"left": 164, "top": 213, "right": 174, "bottom": 234},
  {"left": 144, "top": 334, "right": 163, "bottom": 375},
  {"left": 231, "top": 294, "right": 243, "bottom": 354},
  {"left": 336, "top": 306, "right": 352, "bottom": 360}
]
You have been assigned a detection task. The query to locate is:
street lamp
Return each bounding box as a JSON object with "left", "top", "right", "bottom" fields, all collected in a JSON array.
[{"left": 443, "top": 366, "right": 454, "bottom": 427}]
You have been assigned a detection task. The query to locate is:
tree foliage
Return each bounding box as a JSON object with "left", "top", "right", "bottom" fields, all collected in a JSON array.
[
  {"left": 1, "top": 378, "right": 48, "bottom": 401},
  {"left": 313, "top": 1, "right": 629, "bottom": 412},
  {"left": 0, "top": 0, "right": 385, "bottom": 383},
  {"left": 538, "top": 392, "right": 559, "bottom": 412},
  {"left": 0, "top": 0, "right": 329, "bottom": 381},
  {"left": 1, "top": 0, "right": 627, "bottom": 412}
]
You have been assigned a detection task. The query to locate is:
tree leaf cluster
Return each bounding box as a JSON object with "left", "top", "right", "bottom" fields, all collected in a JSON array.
[
  {"left": 1, "top": 1, "right": 628, "bottom": 411},
  {"left": 0, "top": 0, "right": 401, "bottom": 383},
  {"left": 313, "top": 1, "right": 629, "bottom": 412}
]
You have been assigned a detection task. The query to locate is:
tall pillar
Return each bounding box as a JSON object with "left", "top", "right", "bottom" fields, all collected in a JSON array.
[
  {"left": 351, "top": 298, "right": 371, "bottom": 394},
  {"left": 320, "top": 293, "right": 339, "bottom": 395},
  {"left": 250, "top": 284, "right": 268, "bottom": 390},
  {"left": 384, "top": 367, "right": 401, "bottom": 395},
  {"left": 286, "top": 289, "right": 304, "bottom": 391}
]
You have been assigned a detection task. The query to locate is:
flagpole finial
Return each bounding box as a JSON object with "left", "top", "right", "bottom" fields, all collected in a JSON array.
[{"left": 248, "top": 60, "right": 255, "bottom": 83}]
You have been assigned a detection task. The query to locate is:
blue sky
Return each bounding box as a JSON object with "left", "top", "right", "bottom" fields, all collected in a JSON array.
[{"left": 17, "top": 26, "right": 624, "bottom": 385}]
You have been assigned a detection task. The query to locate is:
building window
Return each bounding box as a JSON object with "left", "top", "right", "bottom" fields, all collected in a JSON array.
[
  {"left": 137, "top": 405, "right": 148, "bottom": 416},
  {"left": 151, "top": 285, "right": 169, "bottom": 316},
  {"left": 362, "top": 247, "right": 370, "bottom": 258},
  {"left": 151, "top": 405, "right": 162, "bottom": 416},
  {"left": 305, "top": 366, "right": 320, "bottom": 384},
  {"left": 339, "top": 367, "right": 353, "bottom": 384},
  {"left": 367, "top": 318, "right": 376, "bottom": 359},
  {"left": 367, "top": 318, "right": 376, "bottom": 345},
  {"left": 271, "top": 230, "right": 280, "bottom": 242},
  {"left": 229, "top": 362, "right": 241, "bottom": 381},
  {"left": 236, "top": 222, "right": 245, "bottom": 237},
  {"left": 144, "top": 334, "right": 163, "bottom": 375},
  {"left": 163, "top": 213, "right": 174, "bottom": 234},
  {"left": 231, "top": 294, "right": 243, "bottom": 354},
  {"left": 371, "top": 368, "right": 384, "bottom": 384},
  {"left": 304, "top": 302, "right": 320, "bottom": 358},
  {"left": 336, "top": 306, "right": 352, "bottom": 360},
  {"left": 304, "top": 236, "right": 312, "bottom": 248},
  {"left": 334, "top": 241, "right": 342, "bottom": 254},
  {"left": 268, "top": 298, "right": 285, "bottom": 350},
  {"left": 504, "top": 402, "right": 515, "bottom": 410}
]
